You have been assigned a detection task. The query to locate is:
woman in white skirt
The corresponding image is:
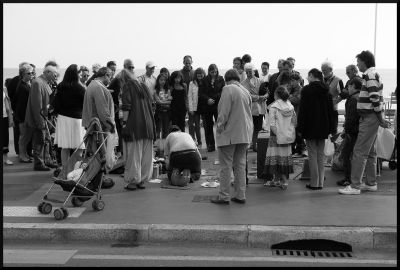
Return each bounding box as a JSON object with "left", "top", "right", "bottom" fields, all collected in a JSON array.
[{"left": 54, "top": 64, "right": 86, "bottom": 177}]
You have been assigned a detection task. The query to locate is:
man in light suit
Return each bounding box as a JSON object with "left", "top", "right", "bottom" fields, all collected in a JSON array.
[
  {"left": 211, "top": 69, "right": 253, "bottom": 205},
  {"left": 24, "top": 63, "right": 58, "bottom": 171}
]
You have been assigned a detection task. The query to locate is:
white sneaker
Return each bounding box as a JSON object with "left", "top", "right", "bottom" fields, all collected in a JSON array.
[
  {"left": 338, "top": 185, "right": 361, "bottom": 195},
  {"left": 360, "top": 183, "right": 378, "bottom": 192}
]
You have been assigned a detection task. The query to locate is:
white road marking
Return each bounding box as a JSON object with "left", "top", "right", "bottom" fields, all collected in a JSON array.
[
  {"left": 4, "top": 249, "right": 77, "bottom": 264},
  {"left": 3, "top": 206, "right": 85, "bottom": 218},
  {"left": 72, "top": 254, "right": 397, "bottom": 265}
]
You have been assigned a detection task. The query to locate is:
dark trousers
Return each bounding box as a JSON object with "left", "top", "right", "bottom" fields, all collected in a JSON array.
[
  {"left": 252, "top": 115, "right": 264, "bottom": 150},
  {"left": 2, "top": 117, "right": 10, "bottom": 154},
  {"left": 188, "top": 112, "right": 202, "bottom": 145},
  {"left": 13, "top": 115, "right": 19, "bottom": 154},
  {"left": 167, "top": 149, "right": 201, "bottom": 180},
  {"left": 26, "top": 127, "right": 46, "bottom": 168},
  {"left": 292, "top": 127, "right": 306, "bottom": 154},
  {"left": 342, "top": 133, "right": 358, "bottom": 180},
  {"left": 333, "top": 110, "right": 339, "bottom": 134},
  {"left": 156, "top": 110, "right": 171, "bottom": 139},
  {"left": 203, "top": 111, "right": 218, "bottom": 149},
  {"left": 171, "top": 110, "right": 186, "bottom": 133}
]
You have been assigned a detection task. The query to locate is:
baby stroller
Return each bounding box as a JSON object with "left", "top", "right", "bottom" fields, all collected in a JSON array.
[{"left": 37, "top": 117, "right": 110, "bottom": 220}]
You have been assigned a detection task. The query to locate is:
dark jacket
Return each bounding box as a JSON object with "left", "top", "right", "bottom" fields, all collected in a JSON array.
[
  {"left": 297, "top": 81, "right": 336, "bottom": 139},
  {"left": 198, "top": 75, "right": 225, "bottom": 114},
  {"left": 54, "top": 82, "right": 86, "bottom": 119},
  {"left": 7, "top": 75, "right": 21, "bottom": 112},
  {"left": 14, "top": 80, "right": 31, "bottom": 123},
  {"left": 344, "top": 92, "right": 360, "bottom": 136},
  {"left": 180, "top": 67, "right": 194, "bottom": 92},
  {"left": 121, "top": 79, "right": 156, "bottom": 141},
  {"left": 108, "top": 76, "right": 122, "bottom": 114},
  {"left": 267, "top": 72, "right": 280, "bottom": 106}
]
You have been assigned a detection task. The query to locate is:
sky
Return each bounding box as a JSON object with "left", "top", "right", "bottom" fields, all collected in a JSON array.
[{"left": 3, "top": 3, "right": 397, "bottom": 70}]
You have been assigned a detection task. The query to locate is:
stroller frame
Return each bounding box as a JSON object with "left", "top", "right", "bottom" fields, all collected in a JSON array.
[{"left": 37, "top": 117, "right": 111, "bottom": 220}]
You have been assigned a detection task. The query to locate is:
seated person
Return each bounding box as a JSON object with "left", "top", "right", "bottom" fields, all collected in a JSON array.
[{"left": 164, "top": 125, "right": 201, "bottom": 184}]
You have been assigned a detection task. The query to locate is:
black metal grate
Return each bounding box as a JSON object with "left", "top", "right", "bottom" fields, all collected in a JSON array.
[{"left": 272, "top": 249, "right": 353, "bottom": 258}]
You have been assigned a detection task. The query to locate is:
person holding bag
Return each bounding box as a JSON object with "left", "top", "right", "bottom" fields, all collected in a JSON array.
[{"left": 264, "top": 86, "right": 296, "bottom": 189}]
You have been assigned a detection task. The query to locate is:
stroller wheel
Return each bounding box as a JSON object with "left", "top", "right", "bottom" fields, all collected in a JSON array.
[
  {"left": 71, "top": 197, "right": 84, "bottom": 207},
  {"left": 54, "top": 208, "right": 64, "bottom": 220},
  {"left": 60, "top": 207, "right": 69, "bottom": 219},
  {"left": 389, "top": 161, "right": 397, "bottom": 170},
  {"left": 92, "top": 199, "right": 105, "bottom": 211},
  {"left": 37, "top": 202, "right": 45, "bottom": 213},
  {"left": 42, "top": 203, "right": 52, "bottom": 215}
]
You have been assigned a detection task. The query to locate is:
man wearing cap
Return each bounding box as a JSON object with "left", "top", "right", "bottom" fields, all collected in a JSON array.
[
  {"left": 86, "top": 63, "right": 102, "bottom": 87},
  {"left": 138, "top": 61, "right": 157, "bottom": 98}
]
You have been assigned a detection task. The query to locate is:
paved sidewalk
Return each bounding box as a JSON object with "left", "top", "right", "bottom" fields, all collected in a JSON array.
[{"left": 3, "top": 144, "right": 397, "bottom": 249}]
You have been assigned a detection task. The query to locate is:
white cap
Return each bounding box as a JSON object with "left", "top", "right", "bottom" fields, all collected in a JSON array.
[
  {"left": 244, "top": 63, "right": 255, "bottom": 70},
  {"left": 145, "top": 61, "right": 156, "bottom": 68}
]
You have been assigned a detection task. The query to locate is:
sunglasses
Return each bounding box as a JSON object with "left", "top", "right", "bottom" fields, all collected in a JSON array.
[
  {"left": 82, "top": 75, "right": 90, "bottom": 78},
  {"left": 26, "top": 72, "right": 35, "bottom": 75},
  {"left": 128, "top": 66, "right": 135, "bottom": 70}
]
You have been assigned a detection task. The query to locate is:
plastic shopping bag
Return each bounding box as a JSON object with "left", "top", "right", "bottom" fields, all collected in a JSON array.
[
  {"left": 105, "top": 131, "right": 119, "bottom": 171},
  {"left": 324, "top": 137, "right": 335, "bottom": 156},
  {"left": 376, "top": 126, "right": 396, "bottom": 160}
]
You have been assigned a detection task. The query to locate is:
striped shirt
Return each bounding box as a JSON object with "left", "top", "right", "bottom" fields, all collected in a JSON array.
[{"left": 357, "top": 67, "right": 383, "bottom": 115}]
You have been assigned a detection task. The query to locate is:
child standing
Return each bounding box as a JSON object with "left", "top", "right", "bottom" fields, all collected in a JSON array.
[
  {"left": 154, "top": 73, "right": 172, "bottom": 140},
  {"left": 336, "top": 77, "right": 362, "bottom": 186},
  {"left": 264, "top": 86, "right": 296, "bottom": 189}
]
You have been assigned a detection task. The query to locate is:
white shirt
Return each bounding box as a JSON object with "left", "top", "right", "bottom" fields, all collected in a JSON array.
[
  {"left": 138, "top": 74, "right": 157, "bottom": 97},
  {"left": 3, "top": 90, "right": 7, "bottom": 118},
  {"left": 260, "top": 74, "right": 271, "bottom": 83}
]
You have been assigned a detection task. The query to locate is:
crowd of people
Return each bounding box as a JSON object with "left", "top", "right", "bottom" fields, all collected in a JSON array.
[{"left": 2, "top": 50, "right": 393, "bottom": 203}]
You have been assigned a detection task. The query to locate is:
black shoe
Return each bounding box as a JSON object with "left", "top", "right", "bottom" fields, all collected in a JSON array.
[
  {"left": 207, "top": 147, "right": 215, "bottom": 152},
  {"left": 306, "top": 184, "right": 322, "bottom": 190},
  {"left": 336, "top": 179, "right": 351, "bottom": 186},
  {"left": 136, "top": 182, "right": 146, "bottom": 189},
  {"left": 34, "top": 166, "right": 51, "bottom": 171},
  {"left": 124, "top": 183, "right": 137, "bottom": 191},
  {"left": 19, "top": 158, "right": 32, "bottom": 163},
  {"left": 210, "top": 198, "right": 229, "bottom": 204},
  {"left": 46, "top": 163, "right": 58, "bottom": 169},
  {"left": 231, "top": 197, "right": 246, "bottom": 204}
]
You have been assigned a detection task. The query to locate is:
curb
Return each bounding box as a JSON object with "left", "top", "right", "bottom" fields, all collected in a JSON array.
[{"left": 3, "top": 223, "right": 397, "bottom": 249}]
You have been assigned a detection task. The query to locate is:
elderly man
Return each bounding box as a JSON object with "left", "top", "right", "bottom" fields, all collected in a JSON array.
[
  {"left": 138, "top": 61, "right": 157, "bottom": 98},
  {"left": 339, "top": 50, "right": 390, "bottom": 195},
  {"left": 340, "top": 64, "right": 361, "bottom": 100},
  {"left": 82, "top": 67, "right": 115, "bottom": 133},
  {"left": 7, "top": 62, "right": 30, "bottom": 155},
  {"left": 267, "top": 59, "right": 285, "bottom": 106},
  {"left": 211, "top": 69, "right": 253, "bottom": 205},
  {"left": 286, "top": 57, "right": 304, "bottom": 86},
  {"left": 24, "top": 63, "right": 58, "bottom": 171},
  {"left": 321, "top": 60, "right": 344, "bottom": 133},
  {"left": 14, "top": 63, "right": 35, "bottom": 163},
  {"left": 108, "top": 59, "right": 135, "bottom": 157},
  {"left": 181, "top": 55, "right": 195, "bottom": 90},
  {"left": 86, "top": 63, "right": 101, "bottom": 87},
  {"left": 241, "top": 63, "right": 267, "bottom": 152}
]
